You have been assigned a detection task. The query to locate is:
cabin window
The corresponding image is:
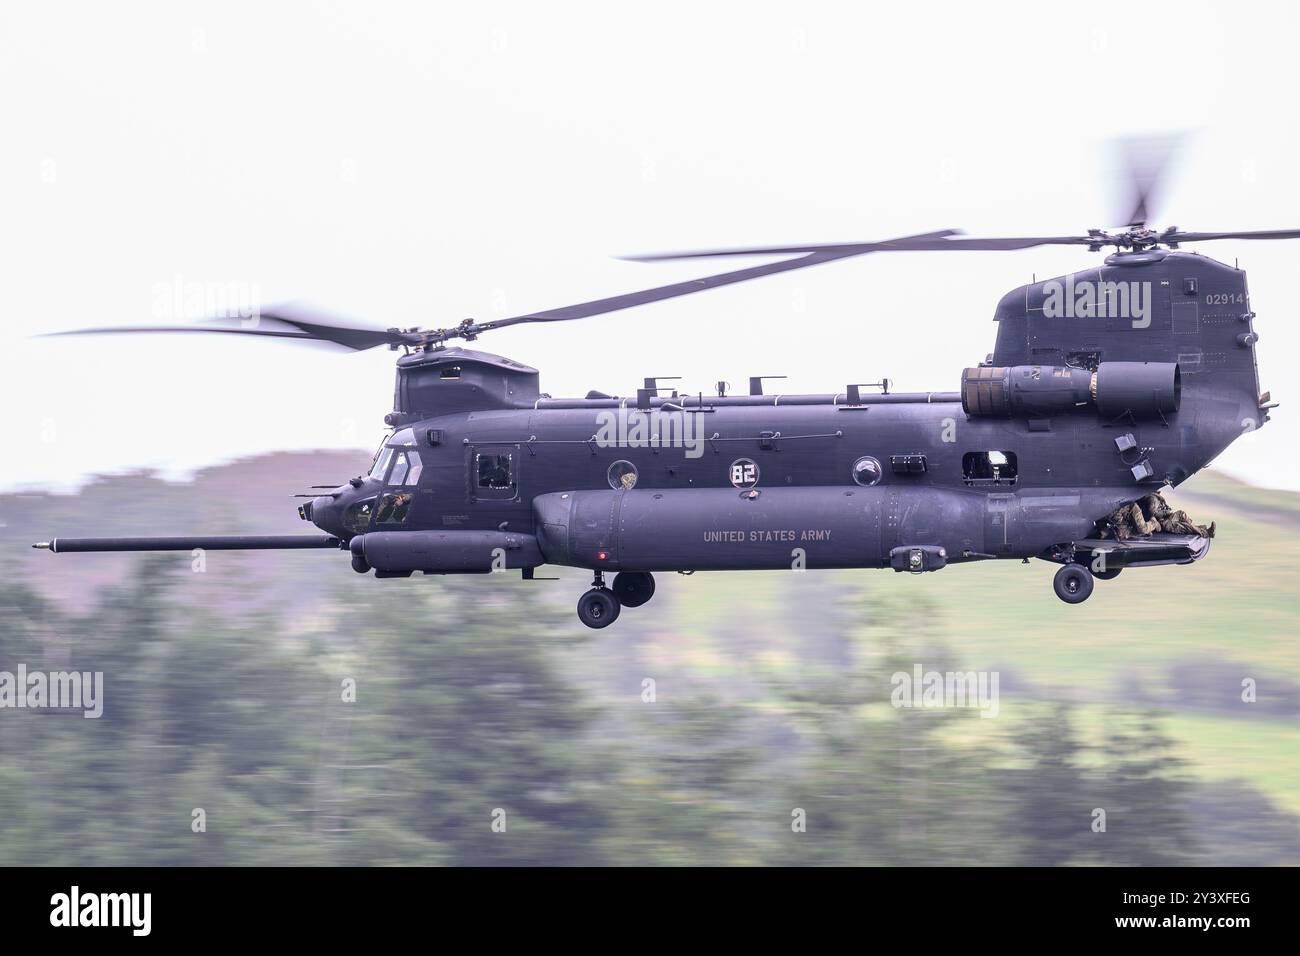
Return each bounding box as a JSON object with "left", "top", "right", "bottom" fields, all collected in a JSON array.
[
  {"left": 476, "top": 452, "right": 515, "bottom": 492},
  {"left": 963, "top": 450, "right": 1018, "bottom": 484}
]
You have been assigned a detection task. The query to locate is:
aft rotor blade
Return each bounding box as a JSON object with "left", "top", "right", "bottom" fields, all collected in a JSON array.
[
  {"left": 43, "top": 304, "right": 416, "bottom": 351},
  {"left": 1115, "top": 132, "right": 1186, "bottom": 228},
  {"left": 620, "top": 231, "right": 1096, "bottom": 262},
  {"left": 477, "top": 230, "right": 964, "bottom": 332},
  {"left": 621, "top": 229, "right": 962, "bottom": 261},
  {"left": 1163, "top": 228, "right": 1300, "bottom": 244}
]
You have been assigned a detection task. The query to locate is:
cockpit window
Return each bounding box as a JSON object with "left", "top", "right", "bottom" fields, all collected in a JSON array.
[
  {"left": 389, "top": 452, "right": 409, "bottom": 486},
  {"left": 375, "top": 492, "right": 414, "bottom": 524},
  {"left": 370, "top": 448, "right": 424, "bottom": 487},
  {"left": 369, "top": 430, "right": 423, "bottom": 484},
  {"left": 369, "top": 446, "right": 396, "bottom": 481}
]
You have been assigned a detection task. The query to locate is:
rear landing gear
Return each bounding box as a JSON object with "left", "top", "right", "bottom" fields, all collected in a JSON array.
[
  {"left": 612, "top": 571, "right": 656, "bottom": 608},
  {"left": 1053, "top": 563, "right": 1094, "bottom": 604}
]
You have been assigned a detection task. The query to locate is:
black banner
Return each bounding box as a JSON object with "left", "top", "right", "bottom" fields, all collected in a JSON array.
[{"left": 0, "top": 866, "right": 1282, "bottom": 941}]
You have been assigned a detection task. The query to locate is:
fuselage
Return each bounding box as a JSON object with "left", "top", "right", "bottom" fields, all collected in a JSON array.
[{"left": 309, "top": 248, "right": 1265, "bottom": 571}]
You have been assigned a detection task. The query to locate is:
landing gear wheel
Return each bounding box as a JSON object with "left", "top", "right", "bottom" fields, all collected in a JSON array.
[
  {"left": 577, "top": 588, "right": 621, "bottom": 628},
  {"left": 1053, "top": 564, "right": 1094, "bottom": 604},
  {"left": 1092, "top": 566, "right": 1122, "bottom": 581},
  {"left": 612, "top": 571, "right": 656, "bottom": 608}
]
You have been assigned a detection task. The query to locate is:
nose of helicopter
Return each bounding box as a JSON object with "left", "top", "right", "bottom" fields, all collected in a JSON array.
[
  {"left": 302, "top": 493, "right": 341, "bottom": 535},
  {"left": 300, "top": 479, "right": 378, "bottom": 538}
]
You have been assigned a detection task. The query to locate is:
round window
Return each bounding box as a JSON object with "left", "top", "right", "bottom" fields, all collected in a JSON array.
[
  {"left": 607, "top": 460, "right": 638, "bottom": 491},
  {"left": 851, "top": 456, "right": 883, "bottom": 486}
]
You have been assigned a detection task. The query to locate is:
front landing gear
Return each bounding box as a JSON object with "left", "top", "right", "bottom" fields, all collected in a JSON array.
[
  {"left": 1053, "top": 563, "right": 1094, "bottom": 604},
  {"left": 577, "top": 586, "right": 620, "bottom": 628}
]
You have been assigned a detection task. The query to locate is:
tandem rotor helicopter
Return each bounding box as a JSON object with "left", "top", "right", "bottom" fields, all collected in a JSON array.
[{"left": 33, "top": 140, "right": 1290, "bottom": 627}]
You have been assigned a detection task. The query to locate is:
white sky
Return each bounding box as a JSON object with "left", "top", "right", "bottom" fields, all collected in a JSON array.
[{"left": 2, "top": 0, "right": 1298, "bottom": 492}]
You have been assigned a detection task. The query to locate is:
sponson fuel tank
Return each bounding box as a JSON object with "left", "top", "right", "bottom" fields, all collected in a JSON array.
[
  {"left": 533, "top": 487, "right": 987, "bottom": 571},
  {"left": 352, "top": 530, "right": 543, "bottom": 574}
]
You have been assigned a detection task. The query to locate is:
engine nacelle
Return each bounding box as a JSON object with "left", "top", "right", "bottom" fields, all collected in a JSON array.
[
  {"left": 962, "top": 362, "right": 1180, "bottom": 419},
  {"left": 1092, "top": 361, "right": 1182, "bottom": 418}
]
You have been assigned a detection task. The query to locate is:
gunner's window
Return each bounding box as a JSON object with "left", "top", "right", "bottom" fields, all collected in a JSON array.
[
  {"left": 963, "top": 450, "right": 1018, "bottom": 484},
  {"left": 475, "top": 452, "right": 515, "bottom": 494}
]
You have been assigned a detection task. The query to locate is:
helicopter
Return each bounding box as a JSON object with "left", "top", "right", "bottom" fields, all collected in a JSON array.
[{"left": 31, "top": 141, "right": 1292, "bottom": 627}]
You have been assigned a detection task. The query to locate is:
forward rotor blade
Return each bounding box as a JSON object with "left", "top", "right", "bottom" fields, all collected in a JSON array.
[
  {"left": 475, "top": 230, "right": 963, "bottom": 332},
  {"left": 911, "top": 235, "right": 1097, "bottom": 251},
  {"left": 42, "top": 304, "right": 416, "bottom": 351}
]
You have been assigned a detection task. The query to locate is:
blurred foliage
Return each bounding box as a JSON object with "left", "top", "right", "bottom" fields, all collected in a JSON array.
[
  {"left": 0, "top": 552, "right": 1286, "bottom": 866},
  {"left": 0, "top": 460, "right": 1297, "bottom": 865}
]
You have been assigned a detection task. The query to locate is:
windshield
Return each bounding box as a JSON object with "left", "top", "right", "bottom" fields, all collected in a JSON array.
[
  {"left": 368, "top": 429, "right": 420, "bottom": 482},
  {"left": 369, "top": 445, "right": 396, "bottom": 480}
]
